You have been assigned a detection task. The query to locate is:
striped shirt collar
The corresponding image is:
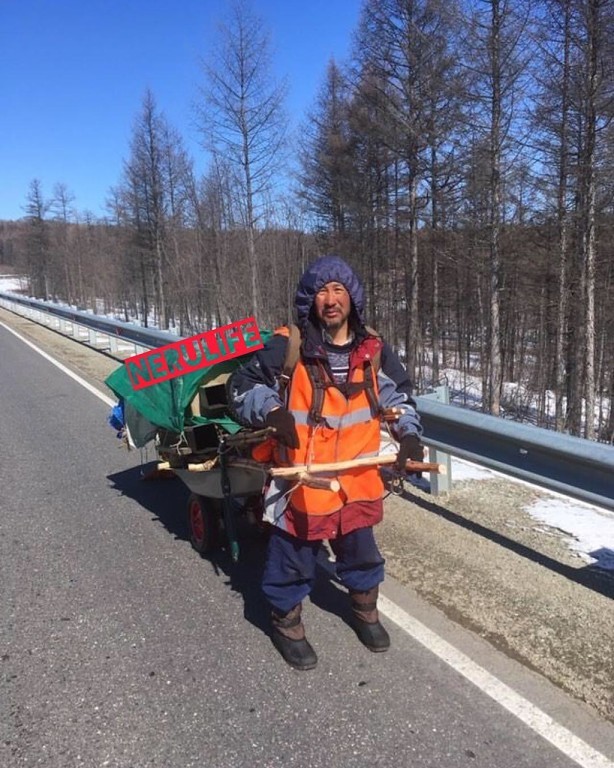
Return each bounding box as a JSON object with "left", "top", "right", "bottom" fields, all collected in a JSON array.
[{"left": 321, "top": 327, "right": 355, "bottom": 347}]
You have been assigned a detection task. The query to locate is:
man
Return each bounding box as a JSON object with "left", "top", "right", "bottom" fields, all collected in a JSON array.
[{"left": 230, "top": 255, "right": 423, "bottom": 670}]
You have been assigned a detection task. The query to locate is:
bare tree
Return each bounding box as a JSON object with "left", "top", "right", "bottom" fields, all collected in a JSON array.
[
  {"left": 116, "top": 90, "right": 195, "bottom": 329},
  {"left": 50, "top": 182, "right": 77, "bottom": 303},
  {"left": 197, "top": 0, "right": 288, "bottom": 319},
  {"left": 298, "top": 58, "right": 354, "bottom": 237},
  {"left": 459, "top": 0, "right": 531, "bottom": 414},
  {"left": 23, "top": 179, "right": 50, "bottom": 299},
  {"left": 352, "top": 0, "right": 462, "bottom": 380},
  {"left": 127, "top": 90, "right": 168, "bottom": 327},
  {"left": 415, "top": 2, "right": 467, "bottom": 384},
  {"left": 572, "top": 0, "right": 609, "bottom": 439},
  {"left": 532, "top": 0, "right": 575, "bottom": 431}
]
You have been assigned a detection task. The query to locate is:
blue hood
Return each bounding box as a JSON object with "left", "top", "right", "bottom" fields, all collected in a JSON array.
[{"left": 295, "top": 255, "right": 365, "bottom": 328}]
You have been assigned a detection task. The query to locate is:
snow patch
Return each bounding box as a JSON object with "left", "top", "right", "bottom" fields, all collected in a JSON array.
[
  {"left": 525, "top": 497, "right": 614, "bottom": 570},
  {"left": 0, "top": 275, "right": 28, "bottom": 292},
  {"left": 449, "top": 458, "right": 497, "bottom": 482}
]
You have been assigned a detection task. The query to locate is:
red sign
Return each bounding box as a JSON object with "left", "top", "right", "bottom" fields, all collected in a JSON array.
[{"left": 125, "top": 317, "right": 263, "bottom": 390}]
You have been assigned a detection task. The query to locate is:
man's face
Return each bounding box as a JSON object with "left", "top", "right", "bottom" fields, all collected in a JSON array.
[{"left": 314, "top": 281, "right": 351, "bottom": 332}]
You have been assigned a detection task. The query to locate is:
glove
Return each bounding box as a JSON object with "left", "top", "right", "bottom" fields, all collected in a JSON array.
[
  {"left": 265, "top": 407, "right": 300, "bottom": 450},
  {"left": 395, "top": 434, "right": 424, "bottom": 472}
]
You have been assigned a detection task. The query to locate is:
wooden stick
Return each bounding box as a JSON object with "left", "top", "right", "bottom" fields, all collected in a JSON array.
[
  {"left": 184, "top": 458, "right": 219, "bottom": 472},
  {"left": 291, "top": 473, "right": 341, "bottom": 492},
  {"left": 222, "top": 427, "right": 276, "bottom": 446},
  {"left": 381, "top": 407, "right": 404, "bottom": 422},
  {"left": 269, "top": 455, "right": 445, "bottom": 477},
  {"left": 158, "top": 455, "right": 443, "bottom": 478}
]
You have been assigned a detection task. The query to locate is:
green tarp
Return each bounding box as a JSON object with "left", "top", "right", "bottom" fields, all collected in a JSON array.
[{"left": 104, "top": 331, "right": 272, "bottom": 437}]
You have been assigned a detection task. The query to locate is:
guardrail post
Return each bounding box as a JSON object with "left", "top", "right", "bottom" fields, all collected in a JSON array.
[{"left": 422, "top": 385, "right": 452, "bottom": 495}]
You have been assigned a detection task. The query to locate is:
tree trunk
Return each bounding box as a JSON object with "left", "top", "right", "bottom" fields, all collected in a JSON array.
[
  {"left": 404, "top": 172, "right": 420, "bottom": 382},
  {"left": 580, "top": 0, "right": 599, "bottom": 439},
  {"left": 488, "top": 0, "right": 503, "bottom": 416},
  {"left": 554, "top": 0, "right": 572, "bottom": 432}
]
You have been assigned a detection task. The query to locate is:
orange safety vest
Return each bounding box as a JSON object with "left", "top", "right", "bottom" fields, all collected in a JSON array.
[{"left": 272, "top": 326, "right": 384, "bottom": 516}]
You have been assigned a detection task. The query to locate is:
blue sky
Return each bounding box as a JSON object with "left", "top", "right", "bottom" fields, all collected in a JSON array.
[{"left": 0, "top": 0, "right": 362, "bottom": 221}]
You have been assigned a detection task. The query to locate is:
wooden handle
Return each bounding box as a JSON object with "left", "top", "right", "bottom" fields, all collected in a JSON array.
[
  {"left": 406, "top": 460, "right": 445, "bottom": 474},
  {"left": 186, "top": 458, "right": 219, "bottom": 472},
  {"left": 381, "top": 407, "right": 404, "bottom": 422},
  {"left": 294, "top": 473, "right": 341, "bottom": 492},
  {"left": 269, "top": 455, "right": 445, "bottom": 477}
]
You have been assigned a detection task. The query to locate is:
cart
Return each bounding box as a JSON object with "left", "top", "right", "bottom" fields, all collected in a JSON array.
[
  {"left": 155, "top": 425, "right": 274, "bottom": 562},
  {"left": 105, "top": 351, "right": 443, "bottom": 563},
  {"left": 154, "top": 422, "right": 444, "bottom": 563}
]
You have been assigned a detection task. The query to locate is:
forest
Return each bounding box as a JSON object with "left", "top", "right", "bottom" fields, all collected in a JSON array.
[{"left": 0, "top": 0, "right": 613, "bottom": 442}]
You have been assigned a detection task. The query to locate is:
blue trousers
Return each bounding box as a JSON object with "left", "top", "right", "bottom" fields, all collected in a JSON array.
[{"left": 262, "top": 527, "right": 385, "bottom": 614}]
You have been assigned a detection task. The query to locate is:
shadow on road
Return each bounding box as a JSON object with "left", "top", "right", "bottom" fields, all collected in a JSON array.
[
  {"left": 107, "top": 462, "right": 191, "bottom": 541},
  {"left": 106, "top": 463, "right": 353, "bottom": 637},
  {"left": 402, "top": 488, "right": 614, "bottom": 601}
]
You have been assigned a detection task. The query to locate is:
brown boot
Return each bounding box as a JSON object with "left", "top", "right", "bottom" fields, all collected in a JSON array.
[
  {"left": 271, "top": 604, "right": 318, "bottom": 670},
  {"left": 349, "top": 586, "right": 390, "bottom": 652}
]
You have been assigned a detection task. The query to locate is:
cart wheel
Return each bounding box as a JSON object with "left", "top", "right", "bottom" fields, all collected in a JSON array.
[{"left": 187, "top": 493, "right": 220, "bottom": 554}]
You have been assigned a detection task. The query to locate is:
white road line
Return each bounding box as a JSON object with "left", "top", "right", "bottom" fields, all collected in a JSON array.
[
  {"left": 318, "top": 550, "right": 613, "bottom": 768},
  {"left": 5, "top": 319, "right": 613, "bottom": 768},
  {"left": 379, "top": 595, "right": 613, "bottom": 768},
  {"left": 0, "top": 321, "right": 115, "bottom": 407}
]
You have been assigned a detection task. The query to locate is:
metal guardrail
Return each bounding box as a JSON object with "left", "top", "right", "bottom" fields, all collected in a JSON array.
[
  {"left": 2, "top": 291, "right": 613, "bottom": 511},
  {"left": 415, "top": 396, "right": 614, "bottom": 511},
  {"left": 0, "top": 292, "right": 175, "bottom": 354}
]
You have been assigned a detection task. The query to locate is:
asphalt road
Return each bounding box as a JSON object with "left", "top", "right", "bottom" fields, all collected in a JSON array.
[{"left": 0, "top": 321, "right": 613, "bottom": 768}]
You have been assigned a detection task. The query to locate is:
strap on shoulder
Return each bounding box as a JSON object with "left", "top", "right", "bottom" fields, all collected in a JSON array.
[
  {"left": 364, "top": 325, "right": 382, "bottom": 373},
  {"left": 304, "top": 361, "right": 332, "bottom": 423},
  {"left": 277, "top": 324, "right": 301, "bottom": 401}
]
